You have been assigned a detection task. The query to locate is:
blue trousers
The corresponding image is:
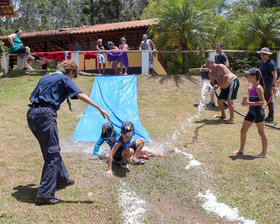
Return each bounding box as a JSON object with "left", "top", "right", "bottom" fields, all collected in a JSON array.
[
  {"left": 264, "top": 84, "right": 274, "bottom": 118},
  {"left": 27, "top": 107, "right": 69, "bottom": 198}
]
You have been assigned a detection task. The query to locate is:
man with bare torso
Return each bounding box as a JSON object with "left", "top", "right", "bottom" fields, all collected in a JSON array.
[{"left": 205, "top": 57, "right": 240, "bottom": 124}]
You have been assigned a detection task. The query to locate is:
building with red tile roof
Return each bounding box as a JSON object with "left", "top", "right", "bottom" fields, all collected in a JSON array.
[
  {"left": 0, "top": 0, "right": 18, "bottom": 17},
  {"left": 0, "top": 19, "right": 156, "bottom": 52}
]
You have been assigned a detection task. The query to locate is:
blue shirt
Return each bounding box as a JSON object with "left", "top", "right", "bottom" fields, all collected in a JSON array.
[
  {"left": 111, "top": 134, "right": 131, "bottom": 151},
  {"left": 9, "top": 35, "right": 23, "bottom": 53},
  {"left": 260, "top": 59, "right": 277, "bottom": 85},
  {"left": 215, "top": 52, "right": 228, "bottom": 65},
  {"left": 30, "top": 71, "right": 82, "bottom": 111},
  {"left": 93, "top": 129, "right": 120, "bottom": 155}
]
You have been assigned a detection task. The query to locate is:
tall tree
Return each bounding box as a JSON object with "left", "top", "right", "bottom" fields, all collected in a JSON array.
[
  {"left": 259, "top": 0, "right": 280, "bottom": 8},
  {"left": 237, "top": 7, "right": 280, "bottom": 49},
  {"left": 147, "top": 0, "right": 213, "bottom": 73}
]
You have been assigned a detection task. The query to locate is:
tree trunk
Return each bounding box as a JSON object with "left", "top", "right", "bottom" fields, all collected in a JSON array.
[
  {"left": 181, "top": 44, "right": 188, "bottom": 74},
  {"left": 90, "top": 0, "right": 94, "bottom": 24}
]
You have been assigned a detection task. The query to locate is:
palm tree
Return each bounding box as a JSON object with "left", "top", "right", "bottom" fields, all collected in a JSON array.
[
  {"left": 238, "top": 8, "right": 280, "bottom": 49},
  {"left": 148, "top": 0, "right": 213, "bottom": 74}
]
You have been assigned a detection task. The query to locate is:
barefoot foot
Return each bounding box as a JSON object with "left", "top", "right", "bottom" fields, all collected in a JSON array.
[
  {"left": 253, "top": 154, "right": 267, "bottom": 158},
  {"left": 223, "top": 119, "right": 235, "bottom": 124},
  {"left": 232, "top": 150, "right": 244, "bottom": 155},
  {"left": 214, "top": 114, "right": 226, "bottom": 119}
]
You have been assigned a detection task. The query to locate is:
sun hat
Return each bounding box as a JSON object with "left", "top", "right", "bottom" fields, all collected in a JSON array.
[
  {"left": 243, "top": 67, "right": 261, "bottom": 76},
  {"left": 121, "top": 121, "right": 135, "bottom": 137},
  {"left": 142, "top": 34, "right": 148, "bottom": 39},
  {"left": 121, "top": 37, "right": 126, "bottom": 41},
  {"left": 101, "top": 122, "right": 114, "bottom": 139},
  {"left": 257, "top": 47, "right": 273, "bottom": 55}
]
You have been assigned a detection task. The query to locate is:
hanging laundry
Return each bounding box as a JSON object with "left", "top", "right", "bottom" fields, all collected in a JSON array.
[
  {"left": 35, "top": 51, "right": 72, "bottom": 64},
  {"left": 106, "top": 50, "right": 129, "bottom": 69},
  {"left": 83, "top": 51, "right": 98, "bottom": 70},
  {"left": 71, "top": 52, "right": 80, "bottom": 68}
]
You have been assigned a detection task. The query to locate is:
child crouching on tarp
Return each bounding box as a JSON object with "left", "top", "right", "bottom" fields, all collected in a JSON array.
[{"left": 105, "top": 121, "right": 145, "bottom": 176}]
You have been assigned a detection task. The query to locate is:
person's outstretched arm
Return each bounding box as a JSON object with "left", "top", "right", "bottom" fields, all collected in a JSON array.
[{"left": 76, "top": 92, "right": 110, "bottom": 120}]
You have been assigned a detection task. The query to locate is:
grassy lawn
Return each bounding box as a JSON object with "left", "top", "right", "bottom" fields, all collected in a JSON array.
[{"left": 0, "top": 73, "right": 280, "bottom": 223}]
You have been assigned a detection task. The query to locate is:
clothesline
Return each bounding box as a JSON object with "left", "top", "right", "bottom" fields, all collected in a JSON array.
[{"left": 33, "top": 50, "right": 129, "bottom": 70}]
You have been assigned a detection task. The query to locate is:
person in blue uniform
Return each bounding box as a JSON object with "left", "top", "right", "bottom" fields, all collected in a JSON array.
[
  {"left": 258, "top": 47, "right": 278, "bottom": 122},
  {"left": 92, "top": 122, "right": 145, "bottom": 162},
  {"left": 105, "top": 121, "right": 145, "bottom": 176},
  {"left": 27, "top": 60, "right": 110, "bottom": 205}
]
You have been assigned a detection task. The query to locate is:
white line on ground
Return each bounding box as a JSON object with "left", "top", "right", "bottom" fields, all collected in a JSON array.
[
  {"left": 175, "top": 148, "right": 202, "bottom": 169},
  {"left": 119, "top": 182, "right": 148, "bottom": 224},
  {"left": 172, "top": 130, "right": 180, "bottom": 140},
  {"left": 197, "top": 190, "right": 256, "bottom": 224}
]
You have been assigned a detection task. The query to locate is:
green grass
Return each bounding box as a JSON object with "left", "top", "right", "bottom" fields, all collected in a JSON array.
[{"left": 1, "top": 73, "right": 280, "bottom": 223}]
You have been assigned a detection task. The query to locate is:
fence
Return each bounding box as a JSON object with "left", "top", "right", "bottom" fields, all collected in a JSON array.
[{"left": 1, "top": 50, "right": 280, "bottom": 75}]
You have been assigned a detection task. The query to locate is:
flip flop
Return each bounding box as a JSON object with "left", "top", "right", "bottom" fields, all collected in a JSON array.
[
  {"left": 118, "top": 162, "right": 129, "bottom": 169},
  {"left": 133, "top": 160, "right": 145, "bottom": 165},
  {"left": 139, "top": 152, "right": 150, "bottom": 160}
]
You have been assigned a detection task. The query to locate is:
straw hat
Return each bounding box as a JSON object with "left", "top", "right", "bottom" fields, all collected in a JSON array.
[{"left": 257, "top": 47, "right": 273, "bottom": 55}]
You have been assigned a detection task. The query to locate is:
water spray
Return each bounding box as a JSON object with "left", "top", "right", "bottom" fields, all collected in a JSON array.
[{"left": 187, "top": 79, "right": 210, "bottom": 127}]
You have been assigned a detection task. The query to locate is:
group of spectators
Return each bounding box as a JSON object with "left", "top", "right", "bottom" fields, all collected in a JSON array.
[
  {"left": 202, "top": 44, "right": 278, "bottom": 159},
  {"left": 8, "top": 29, "right": 157, "bottom": 75},
  {"left": 96, "top": 34, "right": 156, "bottom": 75}
]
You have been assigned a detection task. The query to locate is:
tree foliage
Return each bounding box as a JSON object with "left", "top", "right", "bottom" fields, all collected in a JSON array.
[
  {"left": 238, "top": 8, "right": 280, "bottom": 49},
  {"left": 147, "top": 0, "right": 214, "bottom": 73}
]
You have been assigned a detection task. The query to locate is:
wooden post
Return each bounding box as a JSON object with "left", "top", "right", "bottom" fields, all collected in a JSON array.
[
  {"left": 42, "top": 41, "right": 47, "bottom": 69},
  {"left": 277, "top": 50, "right": 280, "bottom": 68},
  {"left": 0, "top": 53, "right": 9, "bottom": 74},
  {"left": 141, "top": 51, "right": 149, "bottom": 74}
]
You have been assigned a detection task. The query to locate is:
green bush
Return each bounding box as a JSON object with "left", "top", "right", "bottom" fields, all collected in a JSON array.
[{"left": 0, "top": 40, "right": 8, "bottom": 57}]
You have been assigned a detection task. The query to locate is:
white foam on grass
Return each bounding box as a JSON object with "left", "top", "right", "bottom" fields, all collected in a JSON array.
[
  {"left": 61, "top": 140, "right": 94, "bottom": 154},
  {"left": 119, "top": 182, "right": 148, "bottom": 224},
  {"left": 197, "top": 190, "right": 256, "bottom": 224},
  {"left": 187, "top": 80, "right": 210, "bottom": 127},
  {"left": 76, "top": 113, "right": 84, "bottom": 118},
  {"left": 172, "top": 130, "right": 180, "bottom": 140},
  {"left": 175, "top": 148, "right": 202, "bottom": 169}
]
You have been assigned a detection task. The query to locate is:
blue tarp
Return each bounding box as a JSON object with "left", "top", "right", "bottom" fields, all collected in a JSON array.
[{"left": 72, "top": 75, "right": 151, "bottom": 142}]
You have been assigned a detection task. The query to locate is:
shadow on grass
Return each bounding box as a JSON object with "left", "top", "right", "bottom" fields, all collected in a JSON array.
[
  {"left": 1, "top": 70, "right": 49, "bottom": 79},
  {"left": 112, "top": 161, "right": 130, "bottom": 178},
  {"left": 194, "top": 119, "right": 221, "bottom": 126},
  {"left": 193, "top": 103, "right": 220, "bottom": 112},
  {"left": 146, "top": 74, "right": 200, "bottom": 87},
  {"left": 229, "top": 154, "right": 257, "bottom": 161},
  {"left": 183, "top": 124, "right": 206, "bottom": 148},
  {"left": 12, "top": 184, "right": 94, "bottom": 204}
]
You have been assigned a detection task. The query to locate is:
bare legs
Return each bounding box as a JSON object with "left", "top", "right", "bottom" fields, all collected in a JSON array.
[
  {"left": 24, "top": 47, "right": 34, "bottom": 70},
  {"left": 112, "top": 61, "right": 120, "bottom": 75},
  {"left": 98, "top": 63, "right": 105, "bottom": 75},
  {"left": 255, "top": 122, "right": 268, "bottom": 157},
  {"left": 130, "top": 138, "right": 145, "bottom": 164},
  {"left": 233, "top": 120, "right": 267, "bottom": 158},
  {"left": 216, "top": 99, "right": 234, "bottom": 124}
]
